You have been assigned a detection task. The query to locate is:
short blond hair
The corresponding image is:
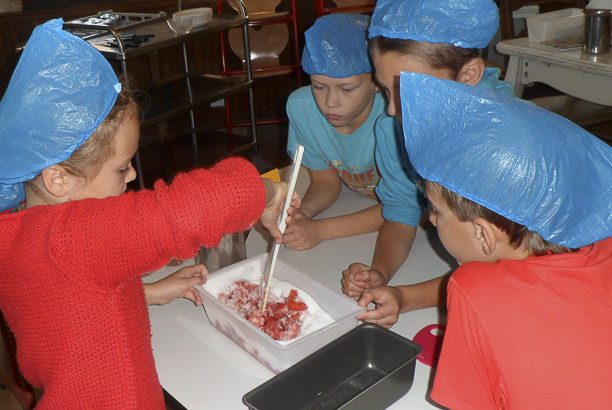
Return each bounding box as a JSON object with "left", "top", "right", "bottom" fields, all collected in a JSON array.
[{"left": 427, "top": 181, "right": 576, "bottom": 256}]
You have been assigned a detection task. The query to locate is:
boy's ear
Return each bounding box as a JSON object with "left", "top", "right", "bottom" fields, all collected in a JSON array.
[
  {"left": 473, "top": 217, "right": 497, "bottom": 255},
  {"left": 41, "top": 165, "right": 73, "bottom": 198},
  {"left": 456, "top": 57, "right": 485, "bottom": 86}
]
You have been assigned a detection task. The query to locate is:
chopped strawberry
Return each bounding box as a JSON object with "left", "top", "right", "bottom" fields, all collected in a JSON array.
[
  {"left": 288, "top": 300, "right": 307, "bottom": 311},
  {"left": 248, "top": 310, "right": 265, "bottom": 327},
  {"left": 219, "top": 280, "right": 309, "bottom": 341}
]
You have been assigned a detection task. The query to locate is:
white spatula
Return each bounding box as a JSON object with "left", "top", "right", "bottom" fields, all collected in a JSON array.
[{"left": 260, "top": 144, "right": 304, "bottom": 313}]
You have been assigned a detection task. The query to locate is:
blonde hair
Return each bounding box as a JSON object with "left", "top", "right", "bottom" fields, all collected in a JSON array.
[
  {"left": 59, "top": 84, "right": 138, "bottom": 180},
  {"left": 427, "top": 181, "right": 576, "bottom": 256}
]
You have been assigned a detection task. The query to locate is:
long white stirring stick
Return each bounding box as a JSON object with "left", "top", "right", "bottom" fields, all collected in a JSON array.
[{"left": 260, "top": 144, "right": 304, "bottom": 313}]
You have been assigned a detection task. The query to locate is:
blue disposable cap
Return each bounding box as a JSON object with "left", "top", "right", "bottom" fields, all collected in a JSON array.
[
  {"left": 302, "top": 13, "right": 372, "bottom": 78},
  {"left": 399, "top": 71, "right": 612, "bottom": 248},
  {"left": 368, "top": 0, "right": 499, "bottom": 49},
  {"left": 0, "top": 19, "right": 120, "bottom": 211}
]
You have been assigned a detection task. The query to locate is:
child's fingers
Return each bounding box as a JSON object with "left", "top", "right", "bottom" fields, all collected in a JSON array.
[
  {"left": 352, "top": 270, "right": 371, "bottom": 283},
  {"left": 177, "top": 264, "right": 208, "bottom": 279},
  {"left": 181, "top": 289, "right": 197, "bottom": 303},
  {"left": 291, "top": 192, "right": 301, "bottom": 208},
  {"left": 184, "top": 288, "right": 202, "bottom": 306},
  {"left": 357, "top": 290, "right": 376, "bottom": 307},
  {"left": 358, "top": 285, "right": 389, "bottom": 306},
  {"left": 356, "top": 305, "right": 397, "bottom": 329},
  {"left": 285, "top": 215, "right": 295, "bottom": 226},
  {"left": 194, "top": 263, "right": 209, "bottom": 275},
  {"left": 356, "top": 306, "right": 385, "bottom": 321},
  {"left": 341, "top": 277, "right": 369, "bottom": 300},
  {"left": 194, "top": 289, "right": 202, "bottom": 306}
]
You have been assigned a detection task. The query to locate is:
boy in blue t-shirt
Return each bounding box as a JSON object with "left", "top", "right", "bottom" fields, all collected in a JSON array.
[
  {"left": 342, "top": 0, "right": 519, "bottom": 316},
  {"left": 284, "top": 13, "right": 396, "bottom": 250}
]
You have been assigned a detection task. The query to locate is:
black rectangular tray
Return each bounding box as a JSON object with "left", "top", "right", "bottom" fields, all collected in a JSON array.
[{"left": 243, "top": 323, "right": 422, "bottom": 410}]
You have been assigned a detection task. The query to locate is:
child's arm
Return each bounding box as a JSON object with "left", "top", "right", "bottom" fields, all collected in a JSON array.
[
  {"left": 144, "top": 264, "right": 207, "bottom": 306},
  {"left": 49, "top": 157, "right": 266, "bottom": 290},
  {"left": 260, "top": 178, "right": 301, "bottom": 243},
  {"left": 284, "top": 204, "right": 383, "bottom": 250},
  {"left": 371, "top": 220, "right": 417, "bottom": 283},
  {"left": 342, "top": 220, "right": 417, "bottom": 297},
  {"left": 297, "top": 168, "right": 342, "bottom": 218},
  {"left": 283, "top": 167, "right": 383, "bottom": 250},
  {"left": 355, "top": 276, "right": 448, "bottom": 328}
]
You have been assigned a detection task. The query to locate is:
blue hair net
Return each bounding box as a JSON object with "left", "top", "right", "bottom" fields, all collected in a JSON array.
[
  {"left": 302, "top": 13, "right": 372, "bottom": 78},
  {"left": 0, "top": 18, "right": 120, "bottom": 211},
  {"left": 399, "top": 72, "right": 612, "bottom": 248},
  {"left": 368, "top": 0, "right": 499, "bottom": 49}
]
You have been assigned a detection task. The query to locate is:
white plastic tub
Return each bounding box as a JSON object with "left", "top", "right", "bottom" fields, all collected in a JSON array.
[
  {"left": 527, "top": 8, "right": 585, "bottom": 42},
  {"left": 196, "top": 253, "right": 364, "bottom": 374}
]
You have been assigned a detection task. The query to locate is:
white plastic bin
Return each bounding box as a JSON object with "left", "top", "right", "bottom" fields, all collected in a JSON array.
[
  {"left": 527, "top": 8, "right": 585, "bottom": 42},
  {"left": 197, "top": 253, "right": 364, "bottom": 374}
]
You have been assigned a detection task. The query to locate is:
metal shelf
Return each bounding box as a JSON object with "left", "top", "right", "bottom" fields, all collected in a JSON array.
[
  {"left": 67, "top": 14, "right": 248, "bottom": 61},
  {"left": 63, "top": 1, "right": 257, "bottom": 189},
  {"left": 141, "top": 73, "right": 253, "bottom": 127}
]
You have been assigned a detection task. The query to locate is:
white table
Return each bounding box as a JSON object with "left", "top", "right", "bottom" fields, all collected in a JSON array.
[
  {"left": 496, "top": 37, "right": 612, "bottom": 106},
  {"left": 145, "top": 169, "right": 454, "bottom": 409}
]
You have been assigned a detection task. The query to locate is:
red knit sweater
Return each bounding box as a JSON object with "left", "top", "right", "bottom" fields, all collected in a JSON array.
[{"left": 0, "top": 158, "right": 266, "bottom": 409}]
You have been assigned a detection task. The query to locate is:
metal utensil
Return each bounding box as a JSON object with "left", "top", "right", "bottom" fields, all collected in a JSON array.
[
  {"left": 583, "top": 8, "right": 611, "bottom": 54},
  {"left": 260, "top": 144, "right": 304, "bottom": 312}
]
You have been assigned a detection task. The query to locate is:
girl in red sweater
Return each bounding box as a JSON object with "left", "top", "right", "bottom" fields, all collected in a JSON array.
[{"left": 0, "top": 19, "right": 294, "bottom": 408}]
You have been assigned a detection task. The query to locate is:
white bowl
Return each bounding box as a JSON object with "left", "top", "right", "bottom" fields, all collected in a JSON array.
[{"left": 174, "top": 7, "right": 213, "bottom": 27}]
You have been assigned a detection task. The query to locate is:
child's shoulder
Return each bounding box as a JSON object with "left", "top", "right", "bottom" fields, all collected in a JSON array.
[
  {"left": 286, "top": 86, "right": 320, "bottom": 120},
  {"left": 287, "top": 85, "right": 315, "bottom": 104}
]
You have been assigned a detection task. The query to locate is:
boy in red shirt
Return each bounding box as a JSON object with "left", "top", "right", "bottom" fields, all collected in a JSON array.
[{"left": 359, "top": 72, "right": 612, "bottom": 408}]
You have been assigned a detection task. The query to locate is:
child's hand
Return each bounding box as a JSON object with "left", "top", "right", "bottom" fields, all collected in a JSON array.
[
  {"left": 144, "top": 264, "right": 208, "bottom": 306},
  {"left": 341, "top": 263, "right": 387, "bottom": 300},
  {"left": 282, "top": 207, "right": 323, "bottom": 250},
  {"left": 260, "top": 179, "right": 301, "bottom": 243},
  {"left": 356, "top": 286, "right": 402, "bottom": 329}
]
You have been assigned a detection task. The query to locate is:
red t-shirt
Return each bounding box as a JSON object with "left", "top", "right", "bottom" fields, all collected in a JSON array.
[
  {"left": 432, "top": 237, "right": 612, "bottom": 409},
  {"left": 0, "top": 158, "right": 265, "bottom": 409}
]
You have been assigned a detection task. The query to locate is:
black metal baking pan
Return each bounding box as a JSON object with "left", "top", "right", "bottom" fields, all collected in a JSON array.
[{"left": 243, "top": 323, "right": 422, "bottom": 410}]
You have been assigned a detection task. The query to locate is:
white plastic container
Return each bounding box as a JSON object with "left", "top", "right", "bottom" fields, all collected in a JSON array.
[
  {"left": 174, "top": 7, "right": 213, "bottom": 27},
  {"left": 196, "top": 253, "right": 364, "bottom": 374},
  {"left": 526, "top": 8, "right": 585, "bottom": 42}
]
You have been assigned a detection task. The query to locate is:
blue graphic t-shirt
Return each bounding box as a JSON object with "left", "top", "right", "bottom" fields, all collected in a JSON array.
[
  {"left": 375, "top": 67, "right": 519, "bottom": 226},
  {"left": 286, "top": 86, "right": 388, "bottom": 198}
]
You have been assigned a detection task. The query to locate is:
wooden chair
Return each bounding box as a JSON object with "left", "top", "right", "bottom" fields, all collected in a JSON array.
[
  {"left": 217, "top": 0, "right": 302, "bottom": 130},
  {"left": 228, "top": 20, "right": 292, "bottom": 77}
]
